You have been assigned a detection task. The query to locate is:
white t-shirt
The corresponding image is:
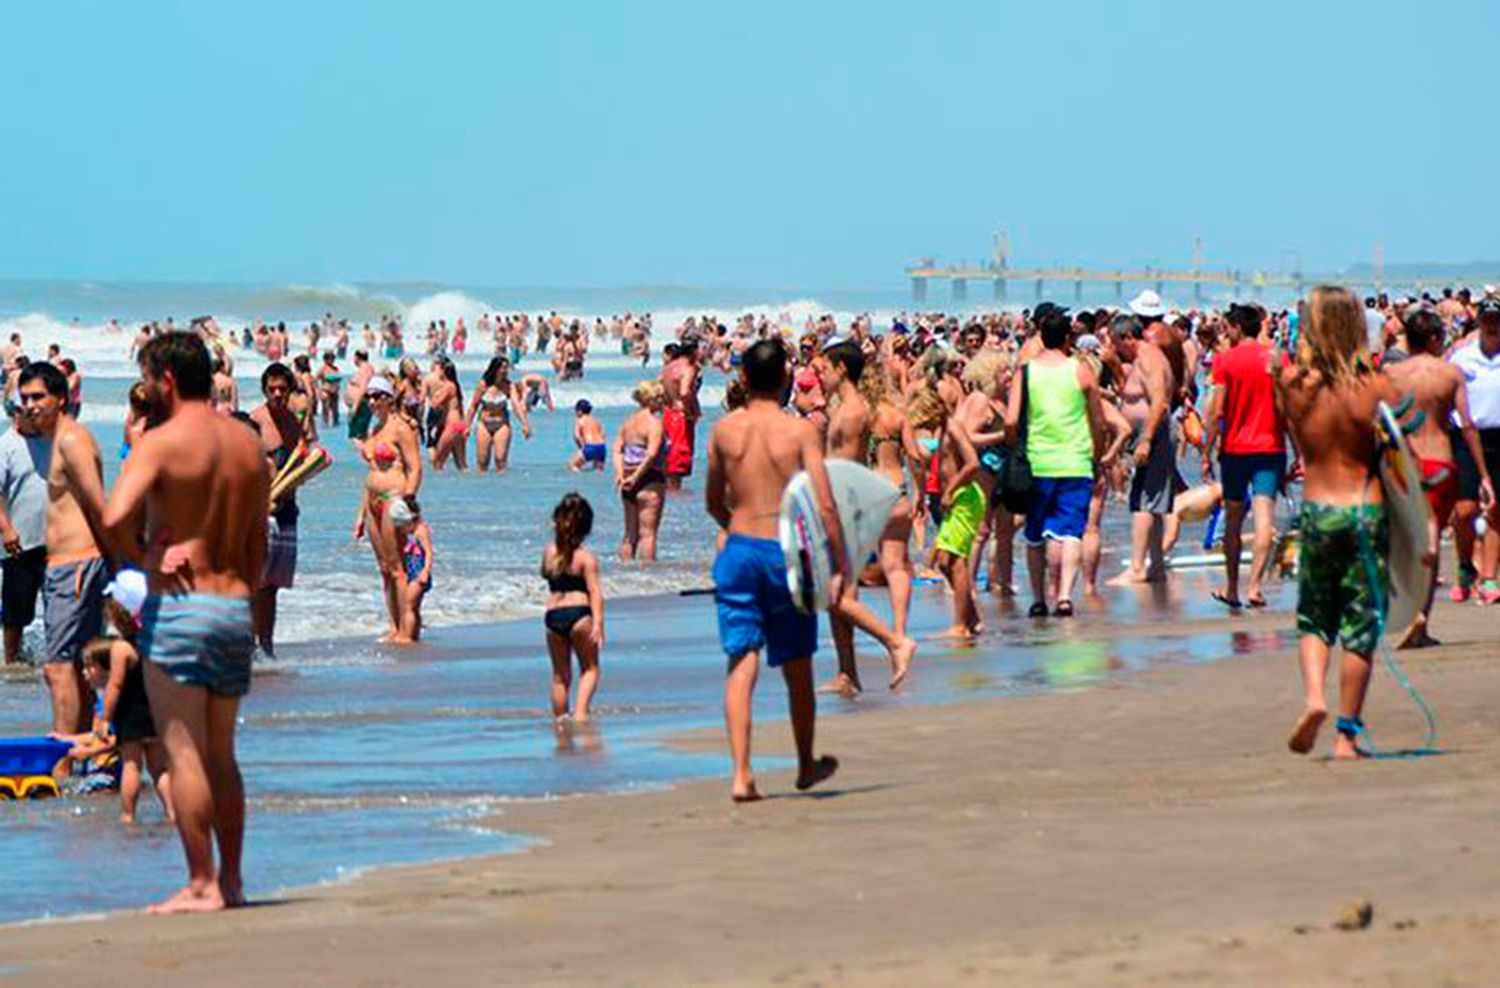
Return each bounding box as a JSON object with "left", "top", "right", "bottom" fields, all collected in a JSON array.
[{"left": 1451, "top": 340, "right": 1500, "bottom": 430}]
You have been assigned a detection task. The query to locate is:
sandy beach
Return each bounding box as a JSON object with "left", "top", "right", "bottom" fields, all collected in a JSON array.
[{"left": 0, "top": 588, "right": 1495, "bottom": 986}]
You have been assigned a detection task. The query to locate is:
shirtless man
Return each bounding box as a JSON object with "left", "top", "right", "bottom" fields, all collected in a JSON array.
[
  {"left": 706, "top": 338, "right": 840, "bottom": 801},
  {"left": 18, "top": 363, "right": 109, "bottom": 738},
  {"left": 249, "top": 364, "right": 303, "bottom": 657},
  {"left": 1106, "top": 313, "right": 1177, "bottom": 585},
  {"left": 815, "top": 341, "right": 916, "bottom": 692},
  {"left": 345, "top": 350, "right": 375, "bottom": 448},
  {"left": 1279, "top": 287, "right": 1397, "bottom": 760},
  {"left": 660, "top": 341, "right": 702, "bottom": 490},
  {"left": 1386, "top": 308, "right": 1493, "bottom": 646},
  {"left": 104, "top": 331, "right": 267, "bottom": 913}
]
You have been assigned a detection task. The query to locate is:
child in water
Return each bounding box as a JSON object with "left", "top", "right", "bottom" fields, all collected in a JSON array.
[
  {"left": 392, "top": 499, "right": 433, "bottom": 642},
  {"left": 59, "top": 571, "right": 174, "bottom": 824},
  {"left": 568, "top": 399, "right": 608, "bottom": 472},
  {"left": 540, "top": 493, "right": 604, "bottom": 721}
]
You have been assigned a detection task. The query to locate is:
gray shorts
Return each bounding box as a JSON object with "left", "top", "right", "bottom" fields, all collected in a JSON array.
[
  {"left": 1128, "top": 424, "right": 1176, "bottom": 515},
  {"left": 140, "top": 593, "right": 255, "bottom": 699},
  {"left": 43, "top": 556, "right": 109, "bottom": 664}
]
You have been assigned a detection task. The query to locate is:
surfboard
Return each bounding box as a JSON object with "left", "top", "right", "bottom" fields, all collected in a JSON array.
[
  {"left": 779, "top": 460, "right": 900, "bottom": 614},
  {"left": 1376, "top": 400, "right": 1432, "bottom": 636}
]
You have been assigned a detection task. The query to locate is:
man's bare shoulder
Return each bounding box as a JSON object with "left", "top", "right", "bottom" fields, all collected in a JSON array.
[{"left": 57, "top": 418, "right": 100, "bottom": 458}]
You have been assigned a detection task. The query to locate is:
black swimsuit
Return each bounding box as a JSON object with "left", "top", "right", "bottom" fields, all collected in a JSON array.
[{"left": 544, "top": 571, "right": 591, "bottom": 638}]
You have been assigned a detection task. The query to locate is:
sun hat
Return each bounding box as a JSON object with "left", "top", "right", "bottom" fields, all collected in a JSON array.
[
  {"left": 1128, "top": 290, "right": 1166, "bottom": 319},
  {"left": 105, "top": 569, "right": 149, "bottom": 620}
]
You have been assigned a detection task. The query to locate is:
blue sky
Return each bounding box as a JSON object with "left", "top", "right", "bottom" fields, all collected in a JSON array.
[{"left": 2, "top": 0, "right": 1494, "bottom": 287}]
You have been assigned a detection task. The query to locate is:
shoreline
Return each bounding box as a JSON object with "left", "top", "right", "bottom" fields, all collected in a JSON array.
[{"left": 2, "top": 595, "right": 1494, "bottom": 984}]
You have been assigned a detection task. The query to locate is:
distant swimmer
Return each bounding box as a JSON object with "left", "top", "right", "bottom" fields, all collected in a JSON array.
[
  {"left": 102, "top": 331, "right": 268, "bottom": 913},
  {"left": 706, "top": 338, "right": 840, "bottom": 801},
  {"left": 568, "top": 399, "right": 607, "bottom": 472},
  {"left": 1278, "top": 287, "right": 1397, "bottom": 760},
  {"left": 541, "top": 493, "right": 604, "bottom": 722},
  {"left": 520, "top": 372, "right": 554, "bottom": 413}
]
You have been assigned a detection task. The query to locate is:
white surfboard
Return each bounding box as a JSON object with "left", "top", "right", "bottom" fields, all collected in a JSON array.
[
  {"left": 780, "top": 460, "right": 900, "bottom": 614},
  {"left": 1377, "top": 400, "right": 1432, "bottom": 636}
]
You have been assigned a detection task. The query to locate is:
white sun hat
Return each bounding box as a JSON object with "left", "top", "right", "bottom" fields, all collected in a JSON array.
[{"left": 1129, "top": 290, "right": 1166, "bottom": 319}]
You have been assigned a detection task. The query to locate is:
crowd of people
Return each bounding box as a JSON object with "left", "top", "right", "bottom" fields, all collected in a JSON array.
[{"left": 3, "top": 279, "right": 1499, "bottom": 910}]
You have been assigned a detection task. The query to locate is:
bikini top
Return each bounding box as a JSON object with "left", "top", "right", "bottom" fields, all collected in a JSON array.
[
  {"left": 372, "top": 442, "right": 398, "bottom": 465},
  {"left": 545, "top": 570, "right": 588, "bottom": 593},
  {"left": 480, "top": 388, "right": 509, "bottom": 413}
]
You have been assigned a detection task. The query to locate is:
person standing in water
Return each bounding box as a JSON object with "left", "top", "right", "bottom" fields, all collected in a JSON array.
[
  {"left": 541, "top": 493, "right": 604, "bottom": 721},
  {"left": 661, "top": 339, "right": 702, "bottom": 490},
  {"left": 706, "top": 338, "right": 840, "bottom": 801},
  {"left": 466, "top": 357, "right": 531, "bottom": 474},
  {"left": 249, "top": 363, "right": 304, "bottom": 658},
  {"left": 1107, "top": 312, "right": 1177, "bottom": 586},
  {"left": 102, "top": 331, "right": 267, "bottom": 914},
  {"left": 1279, "top": 286, "right": 1397, "bottom": 760},
  {"left": 815, "top": 340, "right": 916, "bottom": 692},
  {"left": 568, "top": 399, "right": 608, "bottom": 472},
  {"left": 352, "top": 376, "right": 423, "bottom": 643},
  {"left": 613, "top": 380, "right": 668, "bottom": 561}
]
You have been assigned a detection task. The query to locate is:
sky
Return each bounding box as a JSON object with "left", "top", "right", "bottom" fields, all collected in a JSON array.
[{"left": 2, "top": 0, "right": 1496, "bottom": 288}]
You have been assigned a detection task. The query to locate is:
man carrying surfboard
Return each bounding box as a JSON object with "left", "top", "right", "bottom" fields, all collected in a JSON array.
[
  {"left": 1277, "top": 286, "right": 1399, "bottom": 760},
  {"left": 1385, "top": 306, "right": 1494, "bottom": 647},
  {"left": 706, "top": 338, "right": 841, "bottom": 802},
  {"left": 815, "top": 340, "right": 917, "bottom": 693}
]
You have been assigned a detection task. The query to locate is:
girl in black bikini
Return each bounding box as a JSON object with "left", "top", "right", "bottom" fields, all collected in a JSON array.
[{"left": 541, "top": 493, "right": 604, "bottom": 722}]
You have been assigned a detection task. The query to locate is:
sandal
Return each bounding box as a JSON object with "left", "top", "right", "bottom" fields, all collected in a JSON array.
[
  {"left": 1054, "top": 599, "right": 1074, "bottom": 618},
  {"left": 1211, "top": 590, "right": 1243, "bottom": 610},
  {"left": 1027, "top": 601, "right": 1048, "bottom": 618}
]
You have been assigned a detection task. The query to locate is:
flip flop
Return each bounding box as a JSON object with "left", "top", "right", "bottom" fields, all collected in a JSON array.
[
  {"left": 1027, "top": 602, "right": 1049, "bottom": 618},
  {"left": 1054, "top": 599, "right": 1075, "bottom": 618},
  {"left": 1211, "top": 591, "right": 1243, "bottom": 610},
  {"left": 1246, "top": 595, "right": 1268, "bottom": 608}
]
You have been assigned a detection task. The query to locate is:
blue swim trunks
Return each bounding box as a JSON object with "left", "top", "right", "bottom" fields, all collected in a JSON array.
[
  {"left": 1219, "top": 452, "right": 1285, "bottom": 504},
  {"left": 582, "top": 443, "right": 607, "bottom": 464},
  {"left": 1024, "top": 476, "right": 1092, "bottom": 546},
  {"left": 138, "top": 593, "right": 255, "bottom": 699},
  {"left": 712, "top": 534, "right": 816, "bottom": 668}
]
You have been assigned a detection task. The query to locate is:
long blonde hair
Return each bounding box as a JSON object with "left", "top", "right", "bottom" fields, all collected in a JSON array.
[
  {"left": 1297, "top": 285, "right": 1370, "bottom": 388},
  {"left": 906, "top": 383, "right": 947, "bottom": 431}
]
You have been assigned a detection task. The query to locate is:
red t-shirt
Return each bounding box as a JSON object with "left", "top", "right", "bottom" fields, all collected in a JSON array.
[{"left": 1211, "top": 340, "right": 1286, "bottom": 455}]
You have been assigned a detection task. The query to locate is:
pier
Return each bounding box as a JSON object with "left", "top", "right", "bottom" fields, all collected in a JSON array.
[{"left": 907, "top": 235, "right": 1488, "bottom": 305}]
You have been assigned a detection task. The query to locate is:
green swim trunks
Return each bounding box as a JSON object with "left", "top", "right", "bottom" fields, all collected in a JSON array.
[
  {"left": 934, "top": 482, "right": 986, "bottom": 558},
  {"left": 1295, "top": 501, "right": 1388, "bottom": 656}
]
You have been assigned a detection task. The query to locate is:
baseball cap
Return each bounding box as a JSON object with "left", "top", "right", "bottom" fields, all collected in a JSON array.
[
  {"left": 1478, "top": 297, "right": 1500, "bottom": 319},
  {"left": 365, "top": 375, "right": 394, "bottom": 396},
  {"left": 106, "top": 569, "right": 149, "bottom": 620}
]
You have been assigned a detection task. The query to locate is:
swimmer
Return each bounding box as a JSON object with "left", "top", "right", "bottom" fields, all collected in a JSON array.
[
  {"left": 541, "top": 493, "right": 604, "bottom": 721},
  {"left": 568, "top": 399, "right": 608, "bottom": 472},
  {"left": 520, "top": 373, "right": 554, "bottom": 413}
]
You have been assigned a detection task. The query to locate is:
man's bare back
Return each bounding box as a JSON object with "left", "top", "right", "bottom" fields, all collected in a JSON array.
[
  {"left": 1279, "top": 367, "right": 1392, "bottom": 505},
  {"left": 117, "top": 406, "right": 269, "bottom": 596},
  {"left": 1384, "top": 355, "right": 1463, "bottom": 462},
  {"left": 709, "top": 402, "right": 833, "bottom": 544},
  {"left": 45, "top": 418, "right": 106, "bottom": 562}
]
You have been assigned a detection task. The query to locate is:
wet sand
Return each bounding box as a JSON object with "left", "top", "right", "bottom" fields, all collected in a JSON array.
[{"left": 1, "top": 594, "right": 1497, "bottom": 986}]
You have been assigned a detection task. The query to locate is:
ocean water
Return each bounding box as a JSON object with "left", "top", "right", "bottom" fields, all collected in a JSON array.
[{"left": 0, "top": 279, "right": 1300, "bottom": 923}]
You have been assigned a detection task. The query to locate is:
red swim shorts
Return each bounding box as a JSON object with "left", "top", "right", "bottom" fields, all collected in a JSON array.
[
  {"left": 1420, "top": 457, "right": 1458, "bottom": 528},
  {"left": 662, "top": 407, "right": 695, "bottom": 477}
]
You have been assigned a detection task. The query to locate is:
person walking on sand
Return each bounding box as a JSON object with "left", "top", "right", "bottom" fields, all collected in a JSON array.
[
  {"left": 19, "top": 362, "right": 110, "bottom": 738},
  {"left": 1006, "top": 307, "right": 1107, "bottom": 617},
  {"left": 1107, "top": 306, "right": 1177, "bottom": 586},
  {"left": 1385, "top": 305, "right": 1494, "bottom": 646},
  {"left": 907, "top": 382, "right": 984, "bottom": 637},
  {"left": 706, "top": 338, "right": 840, "bottom": 802},
  {"left": 1201, "top": 303, "right": 1292, "bottom": 610},
  {"left": 1447, "top": 296, "right": 1500, "bottom": 603},
  {"left": 815, "top": 340, "right": 916, "bottom": 693},
  {"left": 102, "top": 331, "right": 268, "bottom": 914},
  {"left": 541, "top": 493, "right": 604, "bottom": 721},
  {"left": 1279, "top": 287, "right": 1398, "bottom": 760}
]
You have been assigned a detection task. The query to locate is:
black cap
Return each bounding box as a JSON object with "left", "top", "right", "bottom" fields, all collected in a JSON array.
[{"left": 1478, "top": 297, "right": 1500, "bottom": 320}]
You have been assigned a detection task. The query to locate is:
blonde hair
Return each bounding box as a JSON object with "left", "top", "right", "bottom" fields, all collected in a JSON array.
[
  {"left": 962, "top": 350, "right": 1007, "bottom": 395},
  {"left": 632, "top": 379, "right": 665, "bottom": 406},
  {"left": 857, "top": 356, "right": 889, "bottom": 409},
  {"left": 906, "top": 383, "right": 947, "bottom": 430},
  {"left": 1298, "top": 285, "right": 1370, "bottom": 388}
]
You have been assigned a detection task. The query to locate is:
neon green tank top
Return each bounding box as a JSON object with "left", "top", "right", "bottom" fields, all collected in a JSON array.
[{"left": 1025, "top": 358, "right": 1093, "bottom": 478}]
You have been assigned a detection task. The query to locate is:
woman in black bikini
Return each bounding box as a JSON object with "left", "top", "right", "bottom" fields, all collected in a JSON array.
[{"left": 541, "top": 493, "right": 604, "bottom": 721}]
